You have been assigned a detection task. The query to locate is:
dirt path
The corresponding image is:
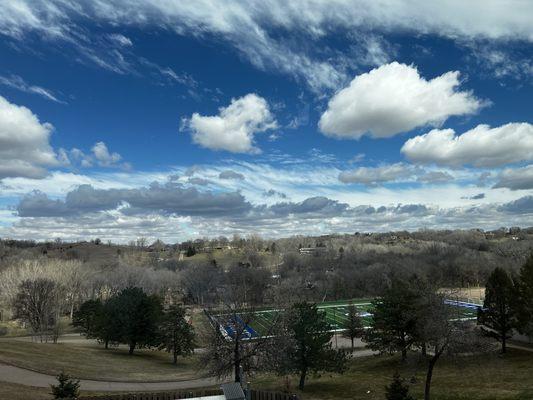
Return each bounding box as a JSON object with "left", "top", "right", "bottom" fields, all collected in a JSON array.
[{"left": 0, "top": 363, "right": 222, "bottom": 392}]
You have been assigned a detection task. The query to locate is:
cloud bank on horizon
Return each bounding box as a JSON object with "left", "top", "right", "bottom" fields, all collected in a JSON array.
[{"left": 0, "top": 0, "right": 532, "bottom": 242}]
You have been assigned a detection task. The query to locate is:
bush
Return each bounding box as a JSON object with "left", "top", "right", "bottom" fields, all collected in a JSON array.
[
  {"left": 385, "top": 372, "right": 414, "bottom": 400},
  {"left": 50, "top": 372, "right": 80, "bottom": 399}
]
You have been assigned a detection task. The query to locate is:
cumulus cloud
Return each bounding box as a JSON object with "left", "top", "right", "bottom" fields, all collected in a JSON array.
[
  {"left": 266, "top": 197, "right": 349, "bottom": 218},
  {"left": 417, "top": 171, "right": 454, "bottom": 184},
  {"left": 401, "top": 123, "right": 533, "bottom": 167},
  {"left": 263, "top": 189, "right": 287, "bottom": 199},
  {"left": 59, "top": 142, "right": 129, "bottom": 170},
  {"left": 477, "top": 172, "right": 492, "bottom": 187},
  {"left": 0, "top": 95, "right": 58, "bottom": 179},
  {"left": 183, "top": 94, "right": 277, "bottom": 153},
  {"left": 499, "top": 196, "right": 533, "bottom": 214},
  {"left": 17, "top": 183, "right": 252, "bottom": 218},
  {"left": 338, "top": 163, "right": 417, "bottom": 185},
  {"left": 319, "top": 62, "right": 483, "bottom": 139},
  {"left": 187, "top": 177, "right": 212, "bottom": 186},
  {"left": 219, "top": 170, "right": 245, "bottom": 180},
  {"left": 493, "top": 165, "right": 533, "bottom": 190},
  {"left": 91, "top": 141, "right": 128, "bottom": 168}
]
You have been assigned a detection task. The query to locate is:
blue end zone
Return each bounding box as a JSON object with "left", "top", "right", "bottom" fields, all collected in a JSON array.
[
  {"left": 222, "top": 315, "right": 259, "bottom": 340},
  {"left": 444, "top": 299, "right": 482, "bottom": 310}
]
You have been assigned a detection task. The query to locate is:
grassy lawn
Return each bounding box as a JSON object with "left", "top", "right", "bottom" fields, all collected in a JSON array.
[
  {"left": 0, "top": 338, "right": 203, "bottom": 382},
  {"left": 1, "top": 336, "right": 532, "bottom": 399},
  {"left": 251, "top": 349, "right": 533, "bottom": 400},
  {"left": 0, "top": 382, "right": 52, "bottom": 400},
  {"left": 0, "top": 381, "right": 144, "bottom": 400}
]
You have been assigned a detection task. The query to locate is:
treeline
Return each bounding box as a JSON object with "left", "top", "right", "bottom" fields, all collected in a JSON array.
[
  {"left": 1, "top": 229, "right": 532, "bottom": 321},
  {"left": 75, "top": 288, "right": 194, "bottom": 363}
]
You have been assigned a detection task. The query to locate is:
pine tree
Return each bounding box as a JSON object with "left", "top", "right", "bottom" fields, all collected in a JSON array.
[
  {"left": 385, "top": 372, "right": 414, "bottom": 400},
  {"left": 341, "top": 303, "right": 363, "bottom": 351},
  {"left": 517, "top": 254, "right": 533, "bottom": 339},
  {"left": 72, "top": 299, "right": 103, "bottom": 339},
  {"left": 364, "top": 280, "right": 419, "bottom": 361},
  {"left": 50, "top": 372, "right": 80, "bottom": 399},
  {"left": 186, "top": 246, "right": 196, "bottom": 257},
  {"left": 275, "top": 302, "right": 347, "bottom": 390},
  {"left": 478, "top": 268, "right": 517, "bottom": 353},
  {"left": 157, "top": 304, "right": 195, "bottom": 364}
]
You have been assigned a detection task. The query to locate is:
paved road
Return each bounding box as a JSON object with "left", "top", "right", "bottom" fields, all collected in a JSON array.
[{"left": 0, "top": 363, "right": 222, "bottom": 392}]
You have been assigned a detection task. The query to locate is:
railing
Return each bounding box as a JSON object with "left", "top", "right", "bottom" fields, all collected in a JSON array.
[
  {"left": 78, "top": 389, "right": 222, "bottom": 400},
  {"left": 75, "top": 388, "right": 299, "bottom": 400},
  {"left": 249, "top": 390, "right": 299, "bottom": 400}
]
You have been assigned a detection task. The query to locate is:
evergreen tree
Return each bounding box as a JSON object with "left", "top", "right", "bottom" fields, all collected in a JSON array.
[
  {"left": 385, "top": 372, "right": 414, "bottom": 400},
  {"left": 274, "top": 302, "right": 347, "bottom": 390},
  {"left": 186, "top": 246, "right": 196, "bottom": 257},
  {"left": 341, "top": 303, "right": 363, "bottom": 351},
  {"left": 478, "top": 268, "right": 517, "bottom": 353},
  {"left": 50, "top": 372, "right": 80, "bottom": 399},
  {"left": 72, "top": 299, "right": 103, "bottom": 339},
  {"left": 364, "top": 280, "right": 419, "bottom": 361},
  {"left": 516, "top": 254, "right": 533, "bottom": 339},
  {"left": 97, "top": 299, "right": 122, "bottom": 349},
  {"left": 157, "top": 304, "right": 195, "bottom": 364},
  {"left": 108, "top": 287, "right": 163, "bottom": 354}
]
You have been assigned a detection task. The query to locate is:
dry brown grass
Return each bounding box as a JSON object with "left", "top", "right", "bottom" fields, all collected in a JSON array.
[{"left": 0, "top": 338, "right": 202, "bottom": 382}]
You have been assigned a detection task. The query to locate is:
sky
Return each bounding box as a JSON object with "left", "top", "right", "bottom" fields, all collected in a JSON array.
[{"left": 0, "top": 0, "right": 532, "bottom": 243}]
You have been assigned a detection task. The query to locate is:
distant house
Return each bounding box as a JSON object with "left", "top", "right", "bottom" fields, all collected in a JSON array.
[{"left": 299, "top": 247, "right": 327, "bottom": 255}]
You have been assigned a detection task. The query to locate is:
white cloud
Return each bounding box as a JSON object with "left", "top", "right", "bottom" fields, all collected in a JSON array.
[
  {"left": 0, "top": 74, "right": 64, "bottom": 103},
  {"left": 58, "top": 142, "right": 130, "bottom": 170},
  {"left": 219, "top": 170, "right": 245, "bottom": 180},
  {"left": 2, "top": 159, "right": 531, "bottom": 241},
  {"left": 184, "top": 94, "right": 277, "bottom": 153},
  {"left": 319, "top": 62, "right": 484, "bottom": 139},
  {"left": 402, "top": 123, "right": 533, "bottom": 167},
  {"left": 107, "top": 33, "right": 133, "bottom": 47},
  {"left": 417, "top": 171, "right": 454, "bottom": 184},
  {"left": 338, "top": 163, "right": 417, "bottom": 185},
  {"left": 494, "top": 165, "right": 533, "bottom": 190},
  {"left": 4, "top": 1, "right": 533, "bottom": 94},
  {"left": 92, "top": 142, "right": 123, "bottom": 167},
  {"left": 0, "top": 95, "right": 58, "bottom": 179}
]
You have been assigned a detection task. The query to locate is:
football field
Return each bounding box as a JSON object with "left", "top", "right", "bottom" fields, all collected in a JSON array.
[{"left": 206, "top": 298, "right": 480, "bottom": 340}]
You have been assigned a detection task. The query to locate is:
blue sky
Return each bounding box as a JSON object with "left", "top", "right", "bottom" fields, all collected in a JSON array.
[{"left": 0, "top": 1, "right": 532, "bottom": 242}]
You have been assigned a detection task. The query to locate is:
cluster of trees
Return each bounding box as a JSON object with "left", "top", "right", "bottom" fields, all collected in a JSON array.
[
  {"left": 73, "top": 288, "right": 194, "bottom": 362},
  {"left": 478, "top": 255, "right": 533, "bottom": 353},
  {"left": 363, "top": 279, "right": 487, "bottom": 400},
  {"left": 203, "top": 302, "right": 347, "bottom": 391},
  {"left": 2, "top": 229, "right": 531, "bottom": 318}
]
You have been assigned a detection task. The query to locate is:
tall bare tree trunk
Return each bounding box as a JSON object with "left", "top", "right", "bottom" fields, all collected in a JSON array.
[
  {"left": 234, "top": 337, "right": 241, "bottom": 382},
  {"left": 424, "top": 357, "right": 437, "bottom": 400},
  {"left": 299, "top": 366, "right": 307, "bottom": 390}
]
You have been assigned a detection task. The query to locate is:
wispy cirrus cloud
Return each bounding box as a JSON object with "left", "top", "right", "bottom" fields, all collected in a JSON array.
[
  {"left": 0, "top": 74, "right": 64, "bottom": 103},
  {"left": 3, "top": 1, "right": 532, "bottom": 94}
]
